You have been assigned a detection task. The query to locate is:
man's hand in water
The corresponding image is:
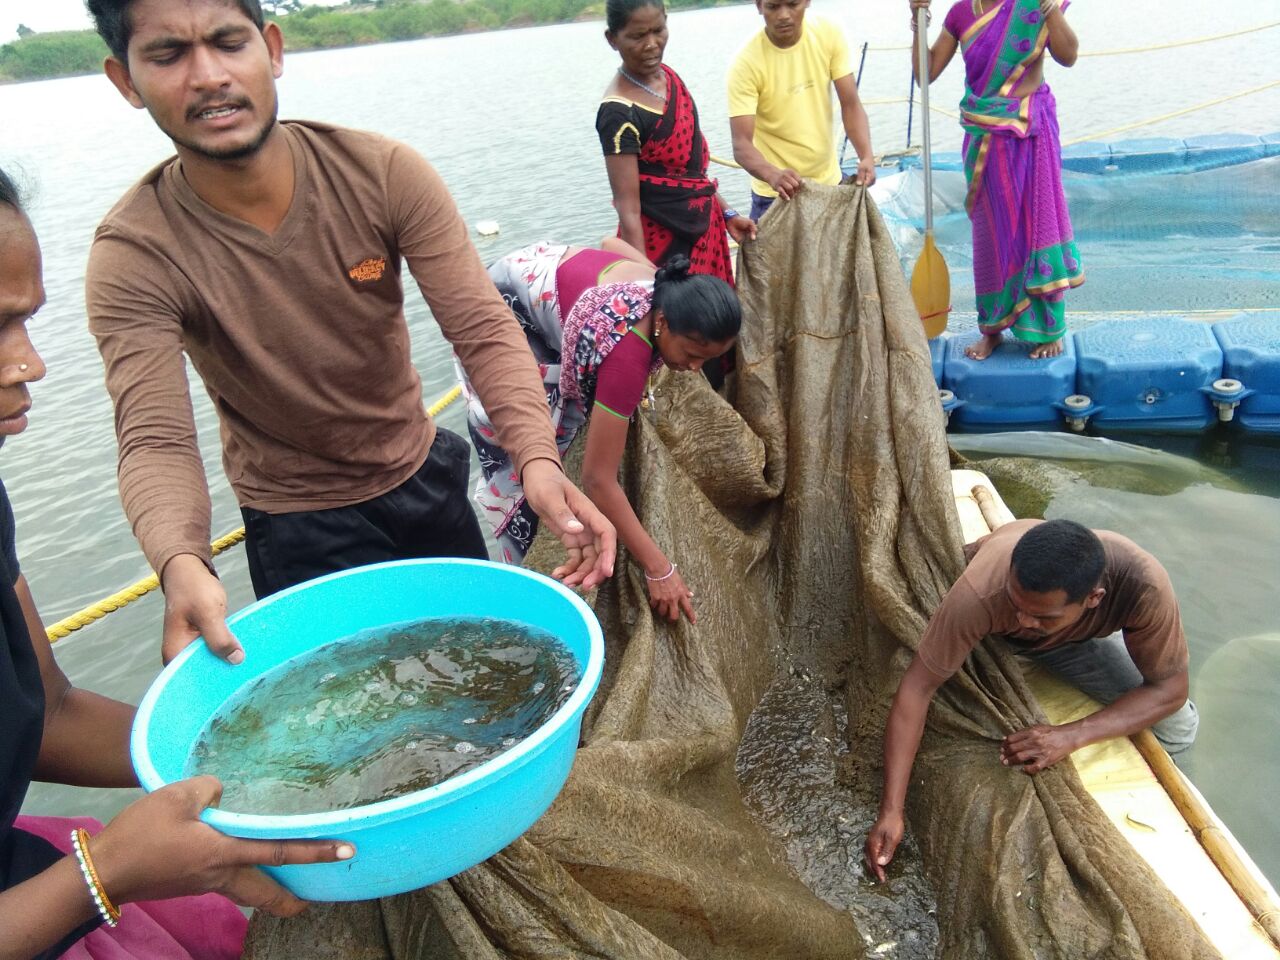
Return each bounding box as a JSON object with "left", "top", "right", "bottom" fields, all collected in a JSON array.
[
  {"left": 522, "top": 458, "right": 617, "bottom": 592},
  {"left": 1000, "top": 724, "right": 1080, "bottom": 774},
  {"left": 864, "top": 808, "right": 905, "bottom": 883},
  {"left": 160, "top": 554, "right": 243, "bottom": 665}
]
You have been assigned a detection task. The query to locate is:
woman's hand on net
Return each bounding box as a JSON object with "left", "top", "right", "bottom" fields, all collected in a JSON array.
[
  {"left": 646, "top": 565, "right": 697, "bottom": 624},
  {"left": 727, "top": 215, "right": 757, "bottom": 245}
]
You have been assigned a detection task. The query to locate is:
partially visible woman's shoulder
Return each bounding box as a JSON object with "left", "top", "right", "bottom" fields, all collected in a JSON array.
[
  {"left": 942, "top": 0, "right": 974, "bottom": 39},
  {"left": 596, "top": 98, "right": 643, "bottom": 155}
]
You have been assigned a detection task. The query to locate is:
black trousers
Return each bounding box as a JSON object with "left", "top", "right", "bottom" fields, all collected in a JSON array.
[{"left": 240, "top": 428, "right": 488, "bottom": 600}]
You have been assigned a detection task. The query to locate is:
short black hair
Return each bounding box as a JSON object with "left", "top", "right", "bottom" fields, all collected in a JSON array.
[
  {"left": 86, "top": 0, "right": 266, "bottom": 62},
  {"left": 605, "top": 0, "right": 664, "bottom": 34},
  {"left": 1010, "top": 519, "right": 1106, "bottom": 603},
  {"left": 652, "top": 255, "right": 741, "bottom": 344},
  {"left": 0, "top": 167, "right": 22, "bottom": 214}
]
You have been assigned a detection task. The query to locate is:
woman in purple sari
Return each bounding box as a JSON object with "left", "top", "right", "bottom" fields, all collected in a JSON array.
[{"left": 911, "top": 0, "right": 1082, "bottom": 359}]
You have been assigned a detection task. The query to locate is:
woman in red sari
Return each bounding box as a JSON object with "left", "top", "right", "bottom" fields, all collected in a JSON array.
[{"left": 597, "top": 0, "right": 756, "bottom": 285}]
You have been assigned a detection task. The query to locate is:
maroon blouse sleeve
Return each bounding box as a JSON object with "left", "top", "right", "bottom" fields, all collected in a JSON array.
[{"left": 592, "top": 331, "right": 654, "bottom": 420}]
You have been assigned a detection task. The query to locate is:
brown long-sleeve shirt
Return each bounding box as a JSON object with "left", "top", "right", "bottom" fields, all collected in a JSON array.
[
  {"left": 919, "top": 519, "right": 1188, "bottom": 683},
  {"left": 87, "top": 122, "right": 559, "bottom": 577}
]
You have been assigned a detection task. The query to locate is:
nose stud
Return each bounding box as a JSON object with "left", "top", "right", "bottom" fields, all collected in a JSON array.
[{"left": 17, "top": 364, "right": 27, "bottom": 372}]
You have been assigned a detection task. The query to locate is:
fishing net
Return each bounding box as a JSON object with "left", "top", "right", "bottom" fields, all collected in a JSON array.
[{"left": 244, "top": 183, "right": 1220, "bottom": 959}]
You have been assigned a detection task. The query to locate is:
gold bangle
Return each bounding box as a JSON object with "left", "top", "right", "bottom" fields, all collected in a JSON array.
[{"left": 73, "top": 828, "right": 122, "bottom": 926}]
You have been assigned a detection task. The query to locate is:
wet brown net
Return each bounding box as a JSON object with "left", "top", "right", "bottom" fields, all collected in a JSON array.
[{"left": 244, "top": 183, "right": 1219, "bottom": 960}]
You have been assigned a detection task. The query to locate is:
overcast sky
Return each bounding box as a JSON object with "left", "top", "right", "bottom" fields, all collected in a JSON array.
[{"left": 1, "top": 0, "right": 95, "bottom": 41}]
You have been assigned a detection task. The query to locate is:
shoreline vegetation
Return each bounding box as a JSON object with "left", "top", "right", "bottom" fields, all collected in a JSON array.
[{"left": 0, "top": 0, "right": 742, "bottom": 84}]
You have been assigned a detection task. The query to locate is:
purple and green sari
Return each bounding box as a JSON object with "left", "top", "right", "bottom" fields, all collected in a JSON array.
[{"left": 944, "top": 0, "right": 1084, "bottom": 343}]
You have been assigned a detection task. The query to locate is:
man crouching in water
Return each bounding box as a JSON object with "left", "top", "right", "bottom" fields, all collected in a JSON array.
[{"left": 865, "top": 518, "right": 1198, "bottom": 881}]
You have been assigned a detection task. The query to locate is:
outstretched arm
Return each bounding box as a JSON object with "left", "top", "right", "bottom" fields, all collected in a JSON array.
[
  {"left": 520, "top": 458, "right": 617, "bottom": 591},
  {"left": 1000, "top": 668, "right": 1187, "bottom": 773},
  {"left": 390, "top": 144, "right": 617, "bottom": 590},
  {"left": 729, "top": 115, "right": 803, "bottom": 202},
  {"left": 4, "top": 588, "right": 351, "bottom": 957},
  {"left": 909, "top": 0, "right": 959, "bottom": 84},
  {"left": 580, "top": 400, "right": 694, "bottom": 623},
  {"left": 832, "top": 74, "right": 876, "bottom": 187},
  {"left": 86, "top": 238, "right": 243, "bottom": 666},
  {"left": 865, "top": 654, "right": 948, "bottom": 882},
  {"left": 0, "top": 777, "right": 354, "bottom": 960}
]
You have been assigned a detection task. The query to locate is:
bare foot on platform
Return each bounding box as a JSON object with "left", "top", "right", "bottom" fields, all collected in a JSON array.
[
  {"left": 964, "top": 334, "right": 1003, "bottom": 361},
  {"left": 1028, "top": 339, "right": 1065, "bottom": 359}
]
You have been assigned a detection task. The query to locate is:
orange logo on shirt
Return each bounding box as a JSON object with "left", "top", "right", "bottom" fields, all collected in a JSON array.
[{"left": 348, "top": 257, "right": 386, "bottom": 283}]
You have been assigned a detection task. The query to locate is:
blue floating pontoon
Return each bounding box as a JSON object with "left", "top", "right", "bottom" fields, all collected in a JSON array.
[
  {"left": 1214, "top": 312, "right": 1280, "bottom": 435},
  {"left": 929, "top": 333, "right": 947, "bottom": 385},
  {"left": 1075, "top": 318, "right": 1222, "bottom": 432},
  {"left": 942, "top": 334, "right": 1075, "bottom": 429},
  {"left": 869, "top": 132, "right": 1280, "bottom": 436}
]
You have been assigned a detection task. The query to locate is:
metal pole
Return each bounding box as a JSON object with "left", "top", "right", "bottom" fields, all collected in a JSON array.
[
  {"left": 842, "top": 42, "right": 871, "bottom": 170},
  {"left": 905, "top": 72, "right": 915, "bottom": 153},
  {"left": 916, "top": 6, "right": 933, "bottom": 232}
]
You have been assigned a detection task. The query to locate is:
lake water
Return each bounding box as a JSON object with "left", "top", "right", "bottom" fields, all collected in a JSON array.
[{"left": 3, "top": 0, "right": 1277, "bottom": 894}]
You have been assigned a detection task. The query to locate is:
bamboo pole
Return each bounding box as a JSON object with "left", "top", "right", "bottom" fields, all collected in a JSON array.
[
  {"left": 1131, "top": 730, "right": 1280, "bottom": 950},
  {"left": 971, "top": 484, "right": 1013, "bottom": 532}
]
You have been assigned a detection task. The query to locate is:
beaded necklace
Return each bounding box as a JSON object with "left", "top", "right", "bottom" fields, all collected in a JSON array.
[{"left": 618, "top": 66, "right": 667, "bottom": 102}]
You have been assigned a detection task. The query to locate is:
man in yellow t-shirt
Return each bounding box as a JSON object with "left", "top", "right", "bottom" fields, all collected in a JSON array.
[{"left": 728, "top": 0, "right": 875, "bottom": 221}]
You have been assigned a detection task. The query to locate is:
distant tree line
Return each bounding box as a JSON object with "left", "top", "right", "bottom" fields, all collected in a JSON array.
[
  {"left": 0, "top": 30, "right": 109, "bottom": 82},
  {"left": 1, "top": 0, "right": 737, "bottom": 83}
]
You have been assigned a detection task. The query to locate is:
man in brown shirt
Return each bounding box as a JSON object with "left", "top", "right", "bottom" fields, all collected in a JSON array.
[
  {"left": 864, "top": 518, "right": 1198, "bottom": 882},
  {"left": 85, "top": 0, "right": 615, "bottom": 664}
]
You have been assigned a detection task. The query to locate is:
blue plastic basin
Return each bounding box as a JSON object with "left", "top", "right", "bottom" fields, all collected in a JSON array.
[{"left": 131, "top": 559, "right": 604, "bottom": 902}]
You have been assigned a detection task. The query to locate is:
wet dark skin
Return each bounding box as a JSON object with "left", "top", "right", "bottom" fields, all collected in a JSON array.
[
  {"left": 909, "top": 0, "right": 1079, "bottom": 361},
  {"left": 602, "top": 3, "right": 756, "bottom": 254},
  {"left": 863, "top": 566, "right": 1189, "bottom": 883},
  {"left": 0, "top": 207, "right": 353, "bottom": 960}
]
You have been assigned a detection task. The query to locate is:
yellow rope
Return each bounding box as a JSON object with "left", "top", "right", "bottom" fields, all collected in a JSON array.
[
  {"left": 1079, "top": 21, "right": 1279, "bottom": 57},
  {"left": 860, "top": 20, "right": 1277, "bottom": 57},
  {"left": 721, "top": 74, "right": 1276, "bottom": 164},
  {"left": 1063, "top": 79, "right": 1280, "bottom": 146},
  {"left": 427, "top": 385, "right": 463, "bottom": 418},
  {"left": 46, "top": 385, "right": 464, "bottom": 643}
]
